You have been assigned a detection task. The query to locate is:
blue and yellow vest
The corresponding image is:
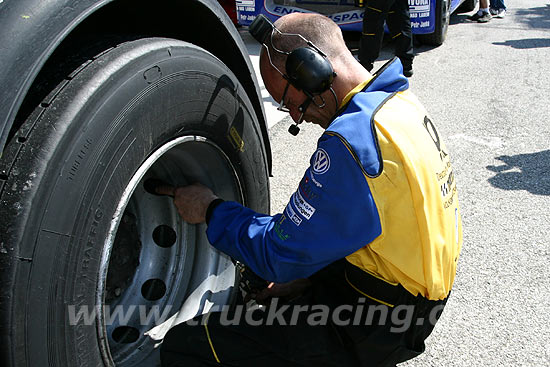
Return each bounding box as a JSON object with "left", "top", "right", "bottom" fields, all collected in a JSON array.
[
  {"left": 207, "top": 58, "right": 462, "bottom": 301},
  {"left": 332, "top": 62, "right": 462, "bottom": 301}
]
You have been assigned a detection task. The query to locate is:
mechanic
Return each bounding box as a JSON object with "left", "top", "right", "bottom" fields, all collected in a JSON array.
[
  {"left": 159, "top": 12, "right": 462, "bottom": 367},
  {"left": 358, "top": 0, "right": 414, "bottom": 77}
]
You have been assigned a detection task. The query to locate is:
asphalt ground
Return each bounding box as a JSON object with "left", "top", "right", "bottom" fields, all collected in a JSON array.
[{"left": 244, "top": 1, "right": 550, "bottom": 365}]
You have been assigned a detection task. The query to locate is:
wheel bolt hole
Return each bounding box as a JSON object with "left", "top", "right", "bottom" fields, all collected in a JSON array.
[
  {"left": 141, "top": 278, "right": 166, "bottom": 301},
  {"left": 152, "top": 225, "right": 177, "bottom": 248},
  {"left": 112, "top": 326, "right": 140, "bottom": 344}
]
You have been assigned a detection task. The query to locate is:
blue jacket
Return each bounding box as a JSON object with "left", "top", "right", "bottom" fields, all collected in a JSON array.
[{"left": 207, "top": 59, "right": 409, "bottom": 283}]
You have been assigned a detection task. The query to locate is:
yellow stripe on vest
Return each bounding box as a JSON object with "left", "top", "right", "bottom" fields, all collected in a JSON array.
[{"left": 345, "top": 272, "right": 395, "bottom": 307}]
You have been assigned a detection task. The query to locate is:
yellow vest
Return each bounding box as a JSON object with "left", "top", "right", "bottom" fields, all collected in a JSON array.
[{"left": 344, "top": 88, "right": 462, "bottom": 301}]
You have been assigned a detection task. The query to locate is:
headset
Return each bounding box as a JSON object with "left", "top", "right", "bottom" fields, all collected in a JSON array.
[{"left": 249, "top": 14, "right": 337, "bottom": 135}]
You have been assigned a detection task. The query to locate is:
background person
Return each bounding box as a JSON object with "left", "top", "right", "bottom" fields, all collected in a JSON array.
[
  {"left": 160, "top": 12, "right": 462, "bottom": 367},
  {"left": 467, "top": 0, "right": 493, "bottom": 22},
  {"left": 358, "top": 0, "right": 414, "bottom": 77},
  {"left": 490, "top": 0, "right": 506, "bottom": 18}
]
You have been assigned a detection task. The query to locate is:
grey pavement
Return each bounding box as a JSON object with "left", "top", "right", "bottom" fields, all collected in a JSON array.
[{"left": 243, "top": 1, "right": 550, "bottom": 365}]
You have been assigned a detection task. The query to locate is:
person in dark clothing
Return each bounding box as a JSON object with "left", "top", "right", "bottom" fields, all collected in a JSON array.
[{"left": 359, "top": 0, "right": 414, "bottom": 77}]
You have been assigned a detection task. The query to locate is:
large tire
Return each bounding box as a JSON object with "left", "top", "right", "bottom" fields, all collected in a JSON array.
[
  {"left": 416, "top": 0, "right": 451, "bottom": 46},
  {"left": 0, "top": 38, "right": 269, "bottom": 366}
]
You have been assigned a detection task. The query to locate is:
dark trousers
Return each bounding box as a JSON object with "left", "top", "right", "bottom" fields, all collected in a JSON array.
[
  {"left": 160, "top": 261, "right": 447, "bottom": 367},
  {"left": 359, "top": 0, "right": 414, "bottom": 71}
]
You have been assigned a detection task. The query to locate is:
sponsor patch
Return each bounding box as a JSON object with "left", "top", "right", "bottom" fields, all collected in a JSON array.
[
  {"left": 312, "top": 148, "right": 330, "bottom": 175},
  {"left": 285, "top": 204, "right": 302, "bottom": 226},
  {"left": 309, "top": 172, "right": 323, "bottom": 188},
  {"left": 292, "top": 189, "right": 316, "bottom": 220},
  {"left": 274, "top": 215, "right": 290, "bottom": 241},
  {"left": 299, "top": 179, "right": 318, "bottom": 200}
]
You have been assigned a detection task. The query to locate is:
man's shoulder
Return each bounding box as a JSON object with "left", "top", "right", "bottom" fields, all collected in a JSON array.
[{"left": 323, "top": 97, "right": 384, "bottom": 177}]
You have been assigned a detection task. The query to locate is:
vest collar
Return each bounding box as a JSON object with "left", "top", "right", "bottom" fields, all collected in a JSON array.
[{"left": 338, "top": 57, "right": 409, "bottom": 111}]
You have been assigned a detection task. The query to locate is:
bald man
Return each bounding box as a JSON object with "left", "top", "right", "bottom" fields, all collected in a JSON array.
[{"left": 160, "top": 13, "right": 461, "bottom": 367}]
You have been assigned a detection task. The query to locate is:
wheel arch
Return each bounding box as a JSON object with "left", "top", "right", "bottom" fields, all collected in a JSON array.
[{"left": 0, "top": 0, "right": 272, "bottom": 172}]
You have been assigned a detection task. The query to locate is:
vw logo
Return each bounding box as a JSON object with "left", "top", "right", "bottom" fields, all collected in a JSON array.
[{"left": 312, "top": 148, "right": 330, "bottom": 174}]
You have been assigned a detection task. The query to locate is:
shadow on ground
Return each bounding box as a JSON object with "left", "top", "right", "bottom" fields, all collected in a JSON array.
[
  {"left": 487, "top": 150, "right": 550, "bottom": 196},
  {"left": 450, "top": 13, "right": 472, "bottom": 25},
  {"left": 493, "top": 38, "right": 550, "bottom": 49},
  {"left": 516, "top": 5, "right": 550, "bottom": 30}
]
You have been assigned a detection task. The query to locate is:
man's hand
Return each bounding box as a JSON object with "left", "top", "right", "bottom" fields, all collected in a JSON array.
[{"left": 156, "top": 183, "right": 218, "bottom": 224}]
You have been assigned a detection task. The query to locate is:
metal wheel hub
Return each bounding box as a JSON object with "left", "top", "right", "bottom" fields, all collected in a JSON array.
[{"left": 98, "top": 136, "right": 243, "bottom": 366}]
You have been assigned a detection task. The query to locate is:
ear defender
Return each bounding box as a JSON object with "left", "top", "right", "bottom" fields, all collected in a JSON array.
[
  {"left": 249, "top": 15, "right": 335, "bottom": 97},
  {"left": 285, "top": 47, "right": 335, "bottom": 96}
]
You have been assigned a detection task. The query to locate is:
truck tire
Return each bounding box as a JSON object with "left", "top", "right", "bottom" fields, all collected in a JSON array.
[
  {"left": 416, "top": 0, "right": 451, "bottom": 46},
  {"left": 0, "top": 37, "right": 269, "bottom": 367}
]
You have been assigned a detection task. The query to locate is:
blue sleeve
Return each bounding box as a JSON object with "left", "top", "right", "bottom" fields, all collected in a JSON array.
[{"left": 206, "top": 134, "right": 382, "bottom": 283}]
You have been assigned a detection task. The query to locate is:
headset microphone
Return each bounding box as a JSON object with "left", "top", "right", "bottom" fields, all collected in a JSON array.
[
  {"left": 288, "top": 98, "right": 312, "bottom": 136},
  {"left": 288, "top": 123, "right": 301, "bottom": 136}
]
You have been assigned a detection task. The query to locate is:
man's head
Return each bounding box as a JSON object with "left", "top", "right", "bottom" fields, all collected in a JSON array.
[{"left": 259, "top": 13, "right": 371, "bottom": 129}]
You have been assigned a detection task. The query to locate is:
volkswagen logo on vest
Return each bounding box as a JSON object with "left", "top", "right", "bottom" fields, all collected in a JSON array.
[{"left": 312, "top": 148, "right": 330, "bottom": 174}]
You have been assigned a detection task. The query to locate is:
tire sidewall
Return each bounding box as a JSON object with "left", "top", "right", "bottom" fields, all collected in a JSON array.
[
  {"left": 433, "top": 0, "right": 450, "bottom": 45},
  {"left": 416, "top": 0, "right": 450, "bottom": 46}
]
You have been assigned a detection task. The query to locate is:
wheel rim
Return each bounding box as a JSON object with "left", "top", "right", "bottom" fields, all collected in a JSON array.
[{"left": 97, "top": 135, "right": 243, "bottom": 366}]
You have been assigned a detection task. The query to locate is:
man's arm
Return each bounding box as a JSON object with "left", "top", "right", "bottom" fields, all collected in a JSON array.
[{"left": 164, "top": 135, "right": 383, "bottom": 283}]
